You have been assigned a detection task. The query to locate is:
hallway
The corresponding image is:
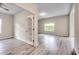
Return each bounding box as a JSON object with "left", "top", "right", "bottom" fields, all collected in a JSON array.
[{"left": 0, "top": 34, "right": 74, "bottom": 55}]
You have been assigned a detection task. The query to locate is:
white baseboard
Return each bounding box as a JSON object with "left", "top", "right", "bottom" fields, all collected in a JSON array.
[
  {"left": 0, "top": 37, "right": 14, "bottom": 40},
  {"left": 15, "top": 36, "right": 33, "bottom": 46}
]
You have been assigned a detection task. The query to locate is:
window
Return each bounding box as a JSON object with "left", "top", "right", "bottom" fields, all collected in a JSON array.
[
  {"left": 0, "top": 18, "right": 2, "bottom": 33},
  {"left": 44, "top": 23, "right": 55, "bottom": 32}
]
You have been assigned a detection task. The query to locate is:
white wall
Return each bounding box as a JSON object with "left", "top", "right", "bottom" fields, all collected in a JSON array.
[
  {"left": 69, "top": 5, "right": 74, "bottom": 37},
  {"left": 14, "top": 10, "right": 33, "bottom": 45},
  {"left": 75, "top": 4, "right": 79, "bottom": 54},
  {"left": 69, "top": 5, "right": 75, "bottom": 51},
  {"left": 0, "top": 13, "right": 14, "bottom": 39},
  {"left": 15, "top": 3, "right": 38, "bottom": 46},
  {"left": 38, "top": 15, "right": 69, "bottom": 36}
]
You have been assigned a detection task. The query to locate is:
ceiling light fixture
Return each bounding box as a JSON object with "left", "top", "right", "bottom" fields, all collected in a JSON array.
[{"left": 39, "top": 12, "right": 46, "bottom": 16}]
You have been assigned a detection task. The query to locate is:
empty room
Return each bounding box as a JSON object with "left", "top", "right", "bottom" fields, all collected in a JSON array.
[
  {"left": 0, "top": 3, "right": 38, "bottom": 55},
  {"left": 0, "top": 3, "right": 75, "bottom": 55},
  {"left": 38, "top": 3, "right": 75, "bottom": 55}
]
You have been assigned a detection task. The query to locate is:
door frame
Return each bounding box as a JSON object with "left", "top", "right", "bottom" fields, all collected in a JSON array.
[{"left": 15, "top": 3, "right": 38, "bottom": 46}]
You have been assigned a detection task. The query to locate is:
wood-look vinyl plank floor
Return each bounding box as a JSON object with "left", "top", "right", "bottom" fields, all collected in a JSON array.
[{"left": 0, "top": 34, "right": 74, "bottom": 55}]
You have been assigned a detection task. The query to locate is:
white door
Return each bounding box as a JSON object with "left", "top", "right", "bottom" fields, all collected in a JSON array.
[{"left": 26, "top": 15, "right": 34, "bottom": 45}]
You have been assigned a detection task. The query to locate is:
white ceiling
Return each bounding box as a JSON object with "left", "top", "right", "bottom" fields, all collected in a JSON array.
[
  {"left": 36, "top": 3, "right": 72, "bottom": 19},
  {"left": 0, "top": 3, "right": 24, "bottom": 15},
  {"left": 0, "top": 3, "right": 72, "bottom": 19}
]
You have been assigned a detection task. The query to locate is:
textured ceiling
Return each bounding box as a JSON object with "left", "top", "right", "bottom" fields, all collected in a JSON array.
[
  {"left": 0, "top": 3, "right": 72, "bottom": 19},
  {"left": 36, "top": 3, "right": 72, "bottom": 19}
]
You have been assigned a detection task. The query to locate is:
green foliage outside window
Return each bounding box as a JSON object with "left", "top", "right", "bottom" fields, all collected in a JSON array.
[{"left": 44, "top": 23, "right": 55, "bottom": 32}]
